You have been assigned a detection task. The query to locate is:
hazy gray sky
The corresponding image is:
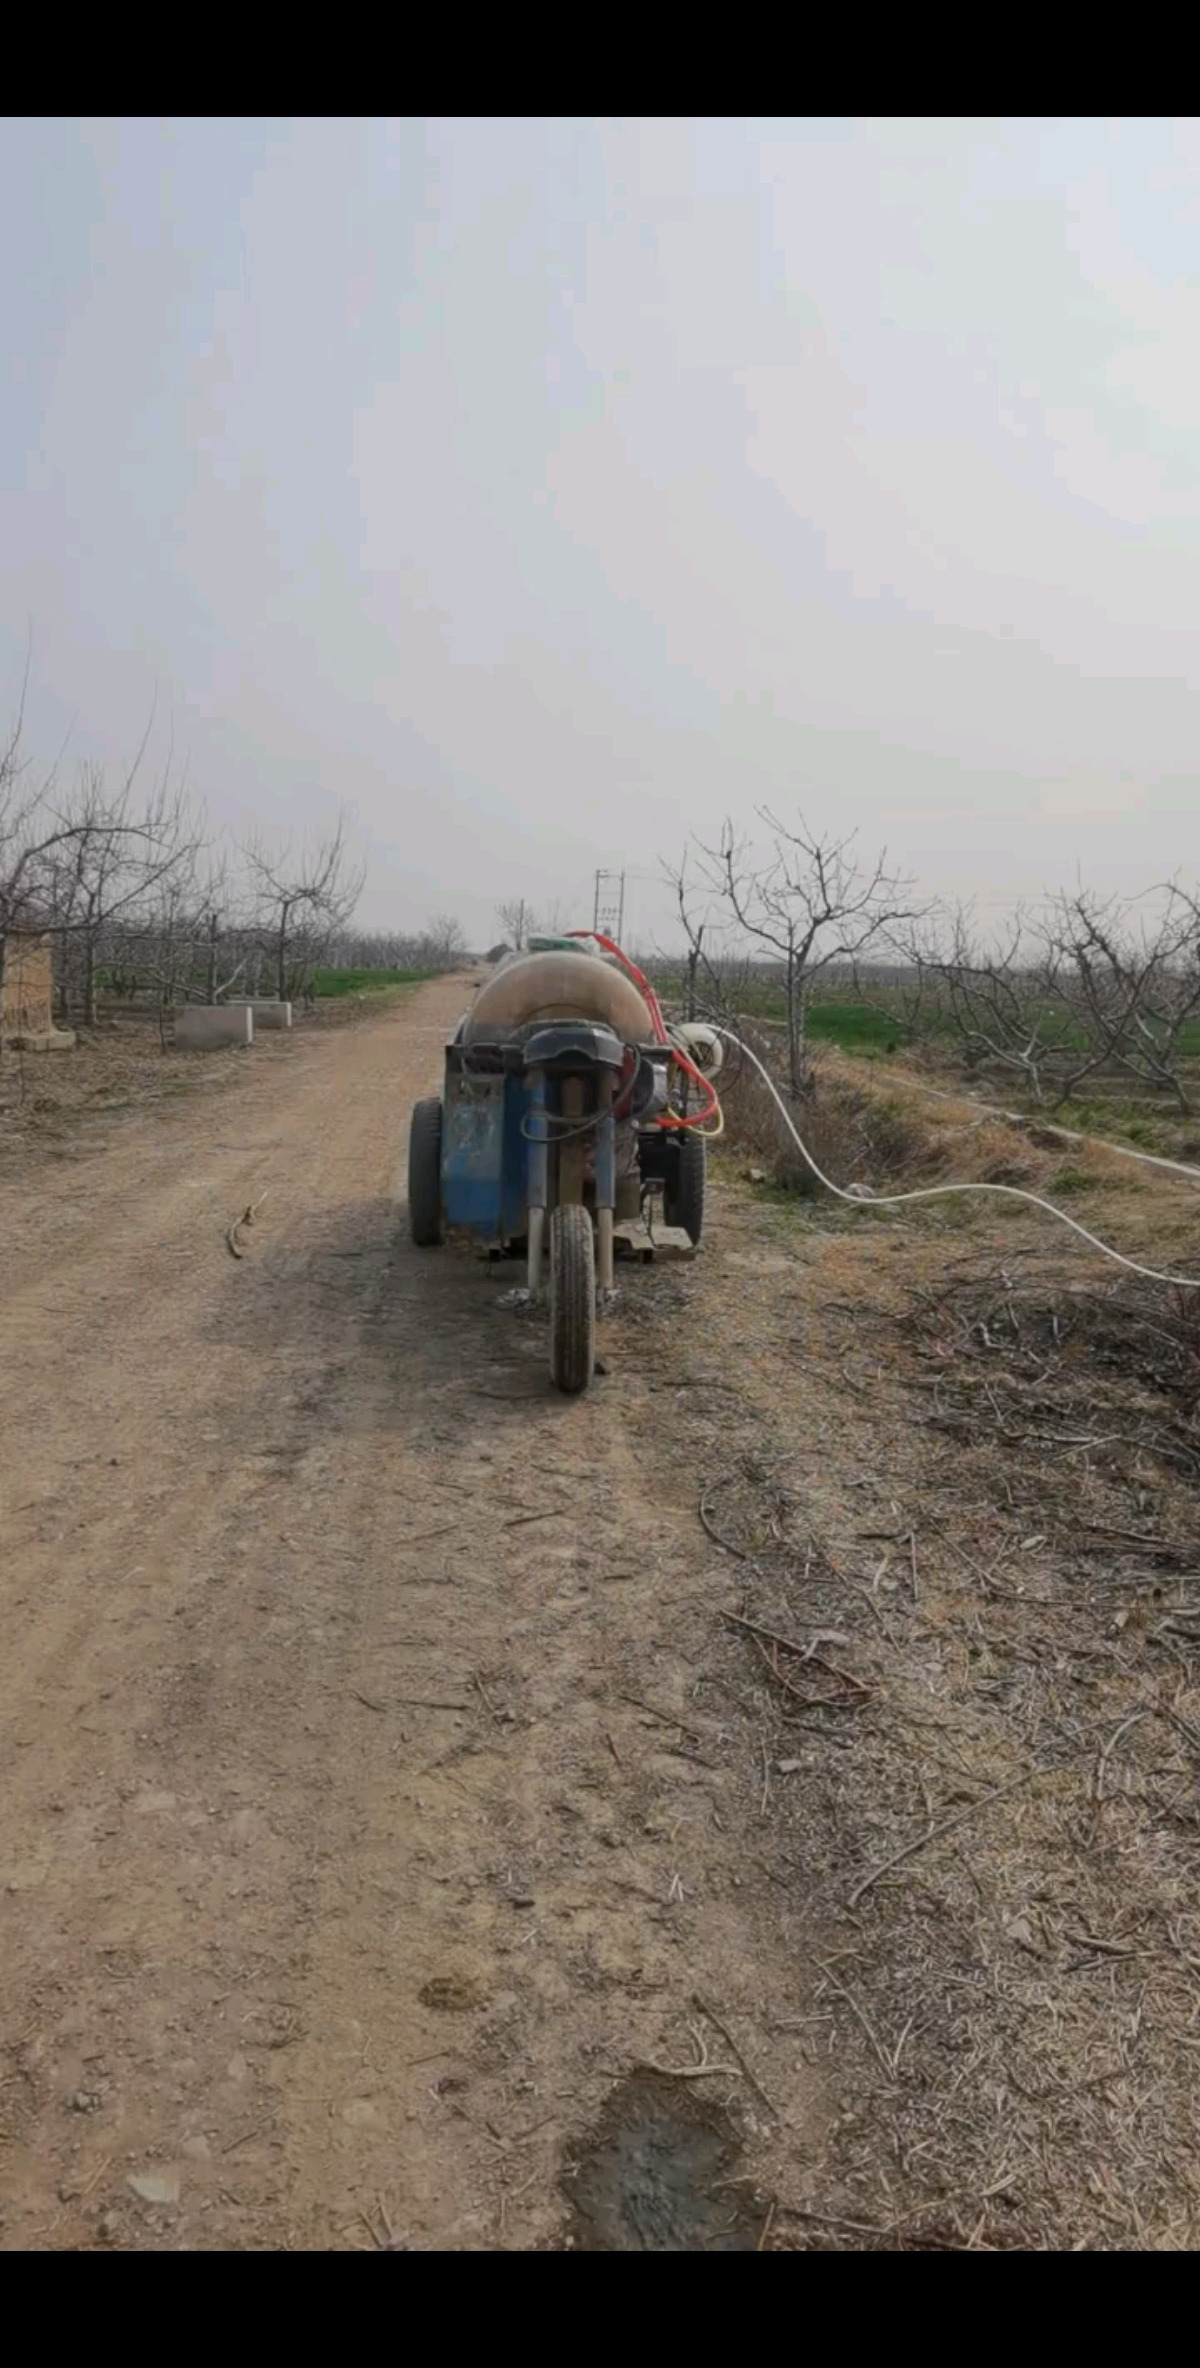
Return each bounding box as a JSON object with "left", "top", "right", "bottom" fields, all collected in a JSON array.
[{"left": 3, "top": 118, "right": 1199, "bottom": 945}]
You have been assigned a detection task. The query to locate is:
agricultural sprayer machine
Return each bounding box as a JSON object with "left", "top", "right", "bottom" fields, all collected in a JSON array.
[{"left": 406, "top": 932, "right": 723, "bottom": 1394}]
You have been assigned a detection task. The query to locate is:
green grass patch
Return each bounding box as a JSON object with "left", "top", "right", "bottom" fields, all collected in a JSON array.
[
  {"left": 804, "top": 1001, "right": 903, "bottom": 1053},
  {"left": 311, "top": 967, "right": 429, "bottom": 998},
  {"left": 1051, "top": 1097, "right": 1180, "bottom": 1155},
  {"left": 1047, "top": 1166, "right": 1096, "bottom": 1197}
]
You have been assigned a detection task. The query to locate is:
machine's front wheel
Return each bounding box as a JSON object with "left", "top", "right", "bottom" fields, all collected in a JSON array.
[
  {"left": 407, "top": 1096, "right": 444, "bottom": 1246},
  {"left": 548, "top": 1204, "right": 595, "bottom": 1394}
]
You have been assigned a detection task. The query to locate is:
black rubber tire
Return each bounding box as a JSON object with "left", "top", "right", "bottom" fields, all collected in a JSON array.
[
  {"left": 668, "top": 1128, "right": 706, "bottom": 1245},
  {"left": 548, "top": 1203, "right": 595, "bottom": 1395},
  {"left": 407, "top": 1096, "right": 444, "bottom": 1246}
]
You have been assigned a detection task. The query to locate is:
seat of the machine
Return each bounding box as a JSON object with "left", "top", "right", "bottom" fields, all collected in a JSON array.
[{"left": 522, "top": 1021, "right": 626, "bottom": 1074}]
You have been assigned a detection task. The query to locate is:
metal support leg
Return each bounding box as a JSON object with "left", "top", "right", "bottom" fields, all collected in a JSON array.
[
  {"left": 559, "top": 1074, "right": 585, "bottom": 1203},
  {"left": 594, "top": 1076, "right": 615, "bottom": 1292},
  {"left": 597, "top": 1208, "right": 615, "bottom": 1292},
  {"left": 526, "top": 1068, "right": 547, "bottom": 1295},
  {"left": 527, "top": 1207, "right": 545, "bottom": 1297}
]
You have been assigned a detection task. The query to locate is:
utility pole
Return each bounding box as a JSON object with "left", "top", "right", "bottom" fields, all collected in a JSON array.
[{"left": 592, "top": 868, "right": 625, "bottom": 943}]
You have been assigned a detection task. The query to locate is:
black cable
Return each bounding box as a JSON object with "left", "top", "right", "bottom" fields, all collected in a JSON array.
[{"left": 520, "top": 1110, "right": 608, "bottom": 1144}]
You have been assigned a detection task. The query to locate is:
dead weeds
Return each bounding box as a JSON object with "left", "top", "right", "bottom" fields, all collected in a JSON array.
[
  {"left": 900, "top": 1259, "right": 1200, "bottom": 1495},
  {"left": 700, "top": 1419, "right": 1200, "bottom": 2249},
  {"left": 639, "top": 1124, "right": 1200, "bottom": 2245},
  {"left": 0, "top": 989, "right": 422, "bottom": 1166}
]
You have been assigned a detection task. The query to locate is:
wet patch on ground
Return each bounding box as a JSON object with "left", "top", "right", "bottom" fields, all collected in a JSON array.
[{"left": 562, "top": 2072, "right": 765, "bottom": 2252}]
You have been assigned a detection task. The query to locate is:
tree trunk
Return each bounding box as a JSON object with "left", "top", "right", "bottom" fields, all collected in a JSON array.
[
  {"left": 54, "top": 931, "right": 71, "bottom": 1029},
  {"left": 84, "top": 933, "right": 98, "bottom": 1029},
  {"left": 786, "top": 948, "right": 803, "bottom": 1097},
  {"left": 276, "top": 904, "right": 289, "bottom": 1004}
]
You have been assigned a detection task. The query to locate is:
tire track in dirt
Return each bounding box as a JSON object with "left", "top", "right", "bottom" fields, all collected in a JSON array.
[{"left": 0, "top": 980, "right": 827, "bottom": 2250}]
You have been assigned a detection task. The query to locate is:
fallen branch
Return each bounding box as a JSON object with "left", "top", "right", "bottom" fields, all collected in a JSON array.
[
  {"left": 1093, "top": 1709, "right": 1149, "bottom": 1804},
  {"left": 691, "top": 1991, "right": 780, "bottom": 2121},
  {"left": 699, "top": 1482, "right": 749, "bottom": 1559},
  {"left": 226, "top": 1189, "right": 269, "bottom": 1260},
  {"left": 747, "top": 1630, "right": 866, "bottom": 1717},
  {"left": 846, "top": 1769, "right": 1040, "bottom": 1908},
  {"left": 614, "top": 1690, "right": 710, "bottom": 1744},
  {"left": 631, "top": 2022, "right": 741, "bottom": 2083},
  {"left": 722, "top": 1609, "right": 872, "bottom": 1695}
]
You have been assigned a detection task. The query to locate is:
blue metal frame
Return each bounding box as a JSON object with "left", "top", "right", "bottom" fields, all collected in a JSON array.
[
  {"left": 500, "top": 1075, "right": 530, "bottom": 1239},
  {"left": 440, "top": 1060, "right": 535, "bottom": 1240},
  {"left": 441, "top": 1069, "right": 508, "bottom": 1235},
  {"left": 438, "top": 1033, "right": 625, "bottom": 1242}
]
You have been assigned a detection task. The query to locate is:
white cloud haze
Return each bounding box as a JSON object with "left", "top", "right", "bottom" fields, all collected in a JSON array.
[{"left": 3, "top": 118, "right": 1199, "bottom": 947}]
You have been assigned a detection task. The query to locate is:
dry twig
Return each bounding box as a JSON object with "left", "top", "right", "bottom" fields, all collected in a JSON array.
[
  {"left": 225, "top": 1188, "right": 269, "bottom": 1260},
  {"left": 847, "top": 1769, "right": 1041, "bottom": 1908},
  {"left": 722, "top": 1608, "right": 872, "bottom": 1695},
  {"left": 700, "top": 1481, "right": 749, "bottom": 1559}
]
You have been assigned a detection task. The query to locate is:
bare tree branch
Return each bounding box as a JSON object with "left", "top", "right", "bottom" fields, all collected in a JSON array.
[
  {"left": 242, "top": 812, "right": 366, "bottom": 1004},
  {"left": 690, "top": 809, "right": 926, "bottom": 1092}
]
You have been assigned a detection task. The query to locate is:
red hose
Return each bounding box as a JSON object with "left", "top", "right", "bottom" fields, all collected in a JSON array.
[
  {"left": 567, "top": 929, "right": 720, "bottom": 1132},
  {"left": 569, "top": 928, "right": 669, "bottom": 1040}
]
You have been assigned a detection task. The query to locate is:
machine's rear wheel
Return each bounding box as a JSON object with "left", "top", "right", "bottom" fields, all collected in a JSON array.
[
  {"left": 407, "top": 1097, "right": 444, "bottom": 1246},
  {"left": 668, "top": 1128, "right": 706, "bottom": 1245},
  {"left": 548, "top": 1204, "right": 595, "bottom": 1394}
]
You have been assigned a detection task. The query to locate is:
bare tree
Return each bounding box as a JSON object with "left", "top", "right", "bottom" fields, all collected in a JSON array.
[
  {"left": 191, "top": 854, "right": 258, "bottom": 1005},
  {"left": 848, "top": 945, "right": 938, "bottom": 1051},
  {"left": 692, "top": 810, "right": 924, "bottom": 1093},
  {"left": 887, "top": 886, "right": 1200, "bottom": 1113},
  {"left": 130, "top": 847, "right": 204, "bottom": 1049},
  {"left": 495, "top": 897, "right": 538, "bottom": 950},
  {"left": 1042, "top": 884, "right": 1200, "bottom": 1113},
  {"left": 44, "top": 738, "right": 199, "bottom": 1025},
  {"left": 243, "top": 814, "right": 365, "bottom": 1005},
  {"left": 424, "top": 914, "right": 468, "bottom": 969},
  {"left": 658, "top": 847, "right": 747, "bottom": 1023},
  {"left": 891, "top": 908, "right": 1073, "bottom": 1102},
  {"left": 1, "top": 660, "right": 77, "bottom": 1035},
  {"left": 320, "top": 919, "right": 468, "bottom": 974}
]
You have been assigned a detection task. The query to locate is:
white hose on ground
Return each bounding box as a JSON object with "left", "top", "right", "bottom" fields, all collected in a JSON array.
[{"left": 714, "top": 1025, "right": 1200, "bottom": 1292}]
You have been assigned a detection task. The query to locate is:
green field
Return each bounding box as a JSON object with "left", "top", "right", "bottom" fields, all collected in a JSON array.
[
  {"left": 803, "top": 1000, "right": 904, "bottom": 1052},
  {"left": 665, "top": 979, "right": 1200, "bottom": 1065},
  {"left": 311, "top": 967, "right": 429, "bottom": 998}
]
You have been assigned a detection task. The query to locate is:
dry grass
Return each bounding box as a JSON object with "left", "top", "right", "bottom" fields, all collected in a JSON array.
[
  {"left": 663, "top": 1052, "right": 1200, "bottom": 2247},
  {"left": 0, "top": 1019, "right": 241, "bottom": 1161},
  {"left": 670, "top": 1260, "right": 1200, "bottom": 2246},
  {"left": 0, "top": 988, "right": 424, "bottom": 1168},
  {"left": 723, "top": 1041, "right": 1062, "bottom": 1201}
]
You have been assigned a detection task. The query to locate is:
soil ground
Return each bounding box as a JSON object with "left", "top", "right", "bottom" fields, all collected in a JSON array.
[{"left": 2, "top": 979, "right": 1200, "bottom": 2250}]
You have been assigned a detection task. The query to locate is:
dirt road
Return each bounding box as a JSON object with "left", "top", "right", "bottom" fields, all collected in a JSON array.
[
  {"left": 6, "top": 979, "right": 1200, "bottom": 2252},
  {"left": 0, "top": 979, "right": 832, "bottom": 2250}
]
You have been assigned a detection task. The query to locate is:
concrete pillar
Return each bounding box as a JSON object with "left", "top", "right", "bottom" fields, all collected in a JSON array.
[
  {"left": 175, "top": 1005, "right": 254, "bottom": 1049},
  {"left": 229, "top": 1000, "right": 292, "bottom": 1030}
]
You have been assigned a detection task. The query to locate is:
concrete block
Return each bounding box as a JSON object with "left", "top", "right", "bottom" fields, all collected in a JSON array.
[
  {"left": 175, "top": 1005, "right": 253, "bottom": 1050},
  {"left": 229, "top": 1000, "right": 292, "bottom": 1030},
  {"left": 8, "top": 1029, "right": 76, "bottom": 1053}
]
